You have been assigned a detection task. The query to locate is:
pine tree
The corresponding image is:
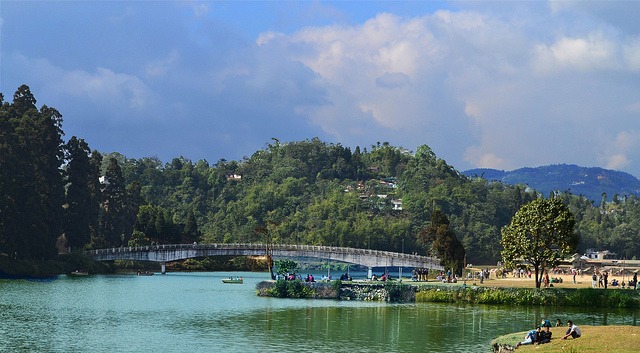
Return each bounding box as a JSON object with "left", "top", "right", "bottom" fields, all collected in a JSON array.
[
  {"left": 64, "top": 137, "right": 94, "bottom": 251},
  {"left": 101, "top": 157, "right": 127, "bottom": 247},
  {"left": 88, "top": 151, "right": 104, "bottom": 247},
  {"left": 0, "top": 85, "right": 65, "bottom": 260}
]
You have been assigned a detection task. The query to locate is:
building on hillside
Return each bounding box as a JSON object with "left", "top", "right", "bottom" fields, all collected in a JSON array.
[{"left": 584, "top": 249, "right": 617, "bottom": 260}]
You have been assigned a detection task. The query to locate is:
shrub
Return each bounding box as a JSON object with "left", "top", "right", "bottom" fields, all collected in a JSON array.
[
  {"left": 415, "top": 286, "right": 640, "bottom": 308},
  {"left": 416, "top": 288, "right": 455, "bottom": 303},
  {"left": 270, "top": 279, "right": 315, "bottom": 298}
]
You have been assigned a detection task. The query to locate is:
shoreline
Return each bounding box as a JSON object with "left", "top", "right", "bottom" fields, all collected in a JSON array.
[
  {"left": 491, "top": 325, "right": 640, "bottom": 352},
  {"left": 256, "top": 279, "right": 640, "bottom": 307}
]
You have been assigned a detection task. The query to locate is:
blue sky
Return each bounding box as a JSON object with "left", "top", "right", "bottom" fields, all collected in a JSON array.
[{"left": 2, "top": 1, "right": 640, "bottom": 177}]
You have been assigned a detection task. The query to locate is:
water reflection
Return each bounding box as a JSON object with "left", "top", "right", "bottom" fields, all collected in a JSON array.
[{"left": 1, "top": 273, "right": 639, "bottom": 353}]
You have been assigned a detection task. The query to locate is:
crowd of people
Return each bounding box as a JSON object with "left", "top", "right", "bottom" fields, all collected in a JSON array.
[
  {"left": 591, "top": 271, "right": 638, "bottom": 289},
  {"left": 411, "top": 268, "right": 429, "bottom": 281},
  {"left": 370, "top": 273, "right": 392, "bottom": 281},
  {"left": 514, "top": 318, "right": 581, "bottom": 349}
]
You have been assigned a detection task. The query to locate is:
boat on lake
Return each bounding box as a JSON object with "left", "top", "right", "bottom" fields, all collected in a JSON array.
[
  {"left": 222, "top": 277, "right": 243, "bottom": 284},
  {"left": 137, "top": 270, "right": 154, "bottom": 276},
  {"left": 69, "top": 270, "right": 89, "bottom": 276}
]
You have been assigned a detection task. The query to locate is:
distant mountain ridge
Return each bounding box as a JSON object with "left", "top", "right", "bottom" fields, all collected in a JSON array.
[{"left": 462, "top": 164, "right": 640, "bottom": 202}]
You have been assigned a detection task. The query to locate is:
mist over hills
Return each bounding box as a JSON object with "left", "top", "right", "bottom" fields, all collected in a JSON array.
[{"left": 463, "top": 164, "right": 640, "bottom": 203}]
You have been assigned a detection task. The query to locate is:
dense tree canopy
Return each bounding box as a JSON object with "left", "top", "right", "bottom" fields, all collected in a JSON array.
[
  {"left": 4, "top": 85, "right": 640, "bottom": 268},
  {"left": 500, "top": 198, "right": 578, "bottom": 288},
  {"left": 0, "top": 85, "right": 65, "bottom": 260},
  {"left": 64, "top": 136, "right": 95, "bottom": 250}
]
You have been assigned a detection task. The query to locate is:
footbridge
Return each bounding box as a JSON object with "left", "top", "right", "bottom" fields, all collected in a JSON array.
[{"left": 86, "top": 243, "right": 443, "bottom": 273}]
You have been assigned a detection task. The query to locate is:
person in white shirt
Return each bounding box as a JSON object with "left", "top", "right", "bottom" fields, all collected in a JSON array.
[{"left": 562, "top": 320, "right": 582, "bottom": 339}]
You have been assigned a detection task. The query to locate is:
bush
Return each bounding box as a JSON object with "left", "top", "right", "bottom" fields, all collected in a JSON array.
[
  {"left": 415, "top": 286, "right": 640, "bottom": 308},
  {"left": 416, "top": 288, "right": 455, "bottom": 303},
  {"left": 270, "top": 279, "right": 315, "bottom": 298}
]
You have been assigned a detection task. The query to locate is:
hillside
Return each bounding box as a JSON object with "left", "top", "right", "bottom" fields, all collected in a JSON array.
[
  {"left": 7, "top": 84, "right": 640, "bottom": 270},
  {"left": 463, "top": 164, "right": 640, "bottom": 202}
]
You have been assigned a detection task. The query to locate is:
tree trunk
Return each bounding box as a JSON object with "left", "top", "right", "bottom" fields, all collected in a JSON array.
[{"left": 534, "top": 265, "right": 541, "bottom": 288}]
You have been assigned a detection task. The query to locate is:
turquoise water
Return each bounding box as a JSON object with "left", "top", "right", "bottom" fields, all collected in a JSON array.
[{"left": 1, "top": 272, "right": 639, "bottom": 352}]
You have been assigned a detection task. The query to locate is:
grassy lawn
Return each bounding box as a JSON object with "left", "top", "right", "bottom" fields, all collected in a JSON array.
[{"left": 492, "top": 326, "right": 640, "bottom": 352}]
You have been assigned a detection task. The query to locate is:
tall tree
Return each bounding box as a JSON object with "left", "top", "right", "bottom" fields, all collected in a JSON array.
[
  {"left": 88, "top": 151, "right": 104, "bottom": 247},
  {"left": 123, "top": 181, "right": 143, "bottom": 245},
  {"left": 501, "top": 197, "right": 578, "bottom": 288},
  {"left": 64, "top": 137, "right": 94, "bottom": 251},
  {"left": 0, "top": 86, "right": 65, "bottom": 260},
  {"left": 0, "top": 93, "right": 18, "bottom": 257},
  {"left": 419, "top": 210, "right": 466, "bottom": 275},
  {"left": 33, "top": 103, "right": 65, "bottom": 259},
  {"left": 100, "top": 157, "right": 128, "bottom": 247},
  {"left": 182, "top": 209, "right": 201, "bottom": 243}
]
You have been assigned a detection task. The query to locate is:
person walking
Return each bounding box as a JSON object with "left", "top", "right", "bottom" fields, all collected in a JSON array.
[{"left": 543, "top": 272, "right": 550, "bottom": 288}]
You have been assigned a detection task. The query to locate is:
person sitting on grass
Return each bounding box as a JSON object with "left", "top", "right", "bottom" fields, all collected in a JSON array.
[
  {"left": 515, "top": 327, "right": 540, "bottom": 348},
  {"left": 536, "top": 326, "right": 552, "bottom": 345},
  {"left": 562, "top": 320, "right": 581, "bottom": 340}
]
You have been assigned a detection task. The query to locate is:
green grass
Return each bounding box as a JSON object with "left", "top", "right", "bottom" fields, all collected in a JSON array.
[{"left": 492, "top": 326, "right": 640, "bottom": 352}]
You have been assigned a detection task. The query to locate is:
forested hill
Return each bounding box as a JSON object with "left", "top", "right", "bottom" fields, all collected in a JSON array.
[
  {"left": 463, "top": 164, "right": 640, "bottom": 203},
  {"left": 4, "top": 85, "right": 640, "bottom": 268}
]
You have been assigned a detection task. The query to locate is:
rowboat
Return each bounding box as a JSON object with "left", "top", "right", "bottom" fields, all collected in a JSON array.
[
  {"left": 222, "top": 277, "right": 243, "bottom": 284},
  {"left": 69, "top": 270, "right": 89, "bottom": 276}
]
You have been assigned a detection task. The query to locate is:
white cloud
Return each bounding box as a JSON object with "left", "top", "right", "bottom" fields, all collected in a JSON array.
[
  {"left": 606, "top": 154, "right": 630, "bottom": 171},
  {"left": 145, "top": 50, "right": 180, "bottom": 78},
  {"left": 193, "top": 3, "right": 209, "bottom": 17},
  {"left": 261, "top": 13, "right": 446, "bottom": 134},
  {"left": 624, "top": 39, "right": 640, "bottom": 71},
  {"left": 66, "top": 68, "right": 150, "bottom": 109},
  {"left": 599, "top": 131, "right": 640, "bottom": 171},
  {"left": 464, "top": 147, "right": 508, "bottom": 170},
  {"left": 254, "top": 5, "right": 640, "bottom": 176},
  {"left": 5, "top": 1, "right": 640, "bottom": 177},
  {"left": 10, "top": 52, "right": 152, "bottom": 112},
  {"left": 534, "top": 33, "right": 620, "bottom": 73}
]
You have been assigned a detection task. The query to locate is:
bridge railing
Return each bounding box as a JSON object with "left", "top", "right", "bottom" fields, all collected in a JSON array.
[
  {"left": 86, "top": 243, "right": 441, "bottom": 268},
  {"left": 88, "top": 243, "right": 430, "bottom": 259}
]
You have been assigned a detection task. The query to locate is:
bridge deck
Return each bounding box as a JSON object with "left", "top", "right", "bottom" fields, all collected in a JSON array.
[{"left": 87, "top": 243, "right": 443, "bottom": 270}]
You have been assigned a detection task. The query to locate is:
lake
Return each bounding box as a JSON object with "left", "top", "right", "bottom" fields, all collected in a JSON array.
[{"left": 1, "top": 271, "right": 638, "bottom": 352}]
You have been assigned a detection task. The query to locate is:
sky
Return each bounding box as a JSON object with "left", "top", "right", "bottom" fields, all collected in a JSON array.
[{"left": 2, "top": 1, "right": 640, "bottom": 177}]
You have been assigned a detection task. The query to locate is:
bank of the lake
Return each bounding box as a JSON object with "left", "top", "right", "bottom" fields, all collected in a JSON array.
[
  {"left": 415, "top": 284, "right": 640, "bottom": 308},
  {"left": 257, "top": 280, "right": 640, "bottom": 308},
  {"left": 491, "top": 325, "right": 640, "bottom": 352},
  {"left": 0, "top": 253, "right": 115, "bottom": 279}
]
